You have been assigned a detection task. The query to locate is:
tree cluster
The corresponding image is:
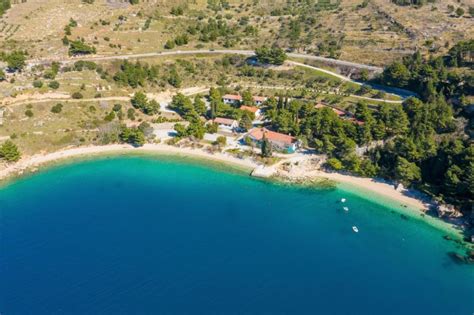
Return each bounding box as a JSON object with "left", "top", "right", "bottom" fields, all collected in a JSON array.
[
  {"left": 130, "top": 92, "right": 160, "bottom": 115},
  {"left": 68, "top": 40, "right": 96, "bottom": 56},
  {"left": 255, "top": 46, "right": 287, "bottom": 65},
  {"left": 113, "top": 61, "right": 159, "bottom": 88},
  {"left": 186, "top": 18, "right": 236, "bottom": 43},
  {"left": 169, "top": 93, "right": 206, "bottom": 122},
  {"left": 2, "top": 51, "right": 27, "bottom": 72},
  {"left": 120, "top": 126, "right": 145, "bottom": 147},
  {"left": 174, "top": 121, "right": 206, "bottom": 140},
  {"left": 380, "top": 43, "right": 473, "bottom": 102}
]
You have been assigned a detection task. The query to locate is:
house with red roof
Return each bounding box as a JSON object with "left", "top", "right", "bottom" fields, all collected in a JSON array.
[
  {"left": 315, "top": 103, "right": 347, "bottom": 117},
  {"left": 315, "top": 103, "right": 365, "bottom": 125},
  {"left": 348, "top": 118, "right": 365, "bottom": 126},
  {"left": 246, "top": 128, "right": 299, "bottom": 153},
  {"left": 239, "top": 105, "right": 262, "bottom": 118}
]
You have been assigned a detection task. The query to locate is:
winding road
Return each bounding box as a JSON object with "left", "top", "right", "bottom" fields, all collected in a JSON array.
[
  {"left": 22, "top": 49, "right": 421, "bottom": 104},
  {"left": 27, "top": 49, "right": 416, "bottom": 99},
  {"left": 27, "top": 49, "right": 382, "bottom": 71}
]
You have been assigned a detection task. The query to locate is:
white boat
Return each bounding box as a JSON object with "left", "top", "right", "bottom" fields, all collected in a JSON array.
[
  {"left": 352, "top": 226, "right": 359, "bottom": 233},
  {"left": 341, "top": 198, "right": 346, "bottom": 203},
  {"left": 343, "top": 207, "right": 349, "bottom": 212}
]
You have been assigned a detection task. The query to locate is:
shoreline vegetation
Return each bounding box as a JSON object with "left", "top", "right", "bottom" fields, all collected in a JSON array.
[{"left": 0, "top": 143, "right": 468, "bottom": 242}]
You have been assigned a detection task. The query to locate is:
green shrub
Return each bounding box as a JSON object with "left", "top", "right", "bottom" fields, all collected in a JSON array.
[
  {"left": 25, "top": 109, "right": 34, "bottom": 118},
  {"left": 51, "top": 103, "right": 63, "bottom": 114},
  {"left": 48, "top": 80, "right": 60, "bottom": 89},
  {"left": 33, "top": 80, "right": 43, "bottom": 88},
  {"left": 72, "top": 92, "right": 84, "bottom": 99}
]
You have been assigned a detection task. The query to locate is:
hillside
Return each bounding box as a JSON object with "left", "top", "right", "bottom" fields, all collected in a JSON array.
[{"left": 0, "top": 0, "right": 472, "bottom": 65}]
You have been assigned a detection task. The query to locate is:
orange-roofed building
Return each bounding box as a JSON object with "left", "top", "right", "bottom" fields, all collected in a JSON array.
[
  {"left": 239, "top": 105, "right": 262, "bottom": 118},
  {"left": 246, "top": 128, "right": 299, "bottom": 153},
  {"left": 332, "top": 108, "right": 347, "bottom": 117},
  {"left": 315, "top": 103, "right": 347, "bottom": 117},
  {"left": 348, "top": 118, "right": 365, "bottom": 126},
  {"left": 314, "top": 103, "right": 326, "bottom": 109}
]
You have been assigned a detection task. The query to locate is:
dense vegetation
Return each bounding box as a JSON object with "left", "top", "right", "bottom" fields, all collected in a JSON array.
[
  {"left": 114, "top": 61, "right": 159, "bottom": 88},
  {"left": 375, "top": 44, "right": 473, "bottom": 218},
  {"left": 68, "top": 40, "right": 97, "bottom": 56},
  {"left": 390, "top": 0, "right": 434, "bottom": 7},
  {"left": 266, "top": 91, "right": 472, "bottom": 214},
  {"left": 380, "top": 40, "right": 473, "bottom": 102},
  {"left": 130, "top": 92, "right": 160, "bottom": 115},
  {"left": 0, "top": 0, "right": 10, "bottom": 17},
  {"left": 241, "top": 41, "right": 472, "bottom": 221},
  {"left": 297, "top": 44, "right": 474, "bottom": 219},
  {"left": 1, "top": 51, "right": 27, "bottom": 72},
  {"left": 255, "top": 46, "right": 287, "bottom": 66}
]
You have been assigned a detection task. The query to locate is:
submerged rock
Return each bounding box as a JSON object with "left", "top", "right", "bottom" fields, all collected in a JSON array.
[{"left": 448, "top": 252, "right": 474, "bottom": 265}]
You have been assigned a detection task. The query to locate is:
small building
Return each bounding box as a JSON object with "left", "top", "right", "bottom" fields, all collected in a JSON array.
[
  {"left": 315, "top": 103, "right": 366, "bottom": 125},
  {"left": 0, "top": 108, "right": 4, "bottom": 126},
  {"left": 239, "top": 105, "right": 262, "bottom": 118},
  {"left": 222, "top": 94, "right": 267, "bottom": 106},
  {"left": 222, "top": 94, "right": 242, "bottom": 105},
  {"left": 246, "top": 127, "right": 299, "bottom": 153},
  {"left": 315, "top": 103, "right": 347, "bottom": 117},
  {"left": 253, "top": 96, "right": 267, "bottom": 106},
  {"left": 348, "top": 118, "right": 365, "bottom": 126},
  {"left": 213, "top": 117, "right": 239, "bottom": 132}
]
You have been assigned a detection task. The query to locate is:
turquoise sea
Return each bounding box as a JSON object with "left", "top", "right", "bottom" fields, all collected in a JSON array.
[{"left": 0, "top": 156, "right": 473, "bottom": 314}]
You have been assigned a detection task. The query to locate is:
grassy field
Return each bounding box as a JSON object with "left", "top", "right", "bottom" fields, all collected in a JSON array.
[{"left": 0, "top": 97, "right": 151, "bottom": 155}]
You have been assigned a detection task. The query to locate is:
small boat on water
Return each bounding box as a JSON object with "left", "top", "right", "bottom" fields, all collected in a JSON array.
[
  {"left": 352, "top": 226, "right": 359, "bottom": 233},
  {"left": 341, "top": 198, "right": 346, "bottom": 203},
  {"left": 343, "top": 207, "right": 349, "bottom": 212}
]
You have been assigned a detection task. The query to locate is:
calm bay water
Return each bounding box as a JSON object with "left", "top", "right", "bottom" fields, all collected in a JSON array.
[{"left": 0, "top": 156, "right": 473, "bottom": 314}]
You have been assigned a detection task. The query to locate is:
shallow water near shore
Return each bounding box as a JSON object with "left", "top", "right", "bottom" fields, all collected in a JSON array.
[{"left": 0, "top": 156, "right": 473, "bottom": 314}]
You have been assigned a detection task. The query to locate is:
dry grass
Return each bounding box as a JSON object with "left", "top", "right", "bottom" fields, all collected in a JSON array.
[
  {"left": 1, "top": 0, "right": 472, "bottom": 65},
  {"left": 0, "top": 97, "right": 151, "bottom": 155}
]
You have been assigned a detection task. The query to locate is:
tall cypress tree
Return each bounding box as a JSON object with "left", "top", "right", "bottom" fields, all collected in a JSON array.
[{"left": 261, "top": 132, "right": 272, "bottom": 157}]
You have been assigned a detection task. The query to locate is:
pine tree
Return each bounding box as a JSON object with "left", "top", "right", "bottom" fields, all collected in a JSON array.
[
  {"left": 239, "top": 112, "right": 253, "bottom": 131},
  {"left": 0, "top": 140, "right": 21, "bottom": 162},
  {"left": 193, "top": 96, "right": 207, "bottom": 115}
]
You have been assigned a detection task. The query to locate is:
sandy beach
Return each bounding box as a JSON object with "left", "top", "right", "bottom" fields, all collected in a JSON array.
[
  {"left": 0, "top": 143, "right": 462, "bottom": 236},
  {"left": 0, "top": 143, "right": 257, "bottom": 181},
  {"left": 311, "top": 170, "right": 429, "bottom": 211},
  {"left": 0, "top": 144, "right": 429, "bottom": 211}
]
